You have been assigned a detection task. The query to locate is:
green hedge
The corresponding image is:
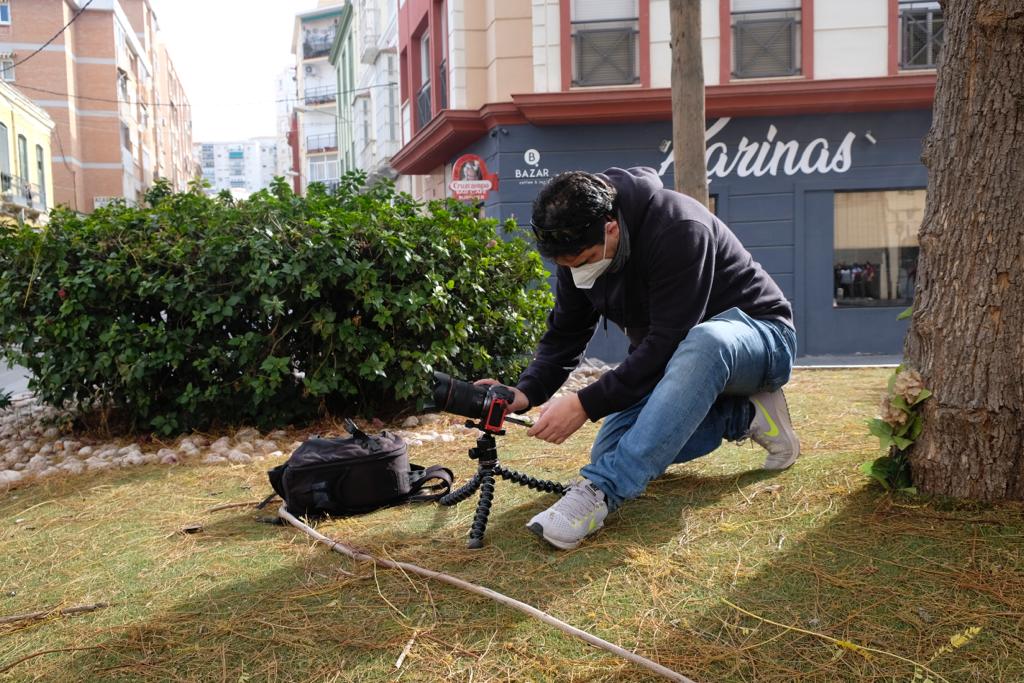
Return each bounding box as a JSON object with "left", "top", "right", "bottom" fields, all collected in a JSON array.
[{"left": 0, "top": 176, "right": 552, "bottom": 434}]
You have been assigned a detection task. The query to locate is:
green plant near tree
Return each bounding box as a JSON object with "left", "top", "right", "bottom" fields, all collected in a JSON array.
[
  {"left": 862, "top": 364, "right": 932, "bottom": 491},
  {"left": 0, "top": 175, "right": 552, "bottom": 435}
]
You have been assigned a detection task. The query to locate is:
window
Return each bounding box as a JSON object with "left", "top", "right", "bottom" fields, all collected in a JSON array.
[
  {"left": 36, "top": 145, "right": 46, "bottom": 210},
  {"left": 117, "top": 69, "right": 129, "bottom": 100},
  {"left": 833, "top": 190, "right": 925, "bottom": 308},
  {"left": 571, "top": 0, "right": 639, "bottom": 87},
  {"left": 309, "top": 154, "right": 339, "bottom": 183},
  {"left": 0, "top": 59, "right": 14, "bottom": 83},
  {"left": 120, "top": 123, "right": 132, "bottom": 153},
  {"left": 731, "top": 0, "right": 801, "bottom": 79},
  {"left": 0, "top": 1, "right": 10, "bottom": 24},
  {"left": 0, "top": 123, "right": 9, "bottom": 191},
  {"left": 415, "top": 33, "right": 432, "bottom": 130},
  {"left": 899, "top": 1, "right": 943, "bottom": 69}
]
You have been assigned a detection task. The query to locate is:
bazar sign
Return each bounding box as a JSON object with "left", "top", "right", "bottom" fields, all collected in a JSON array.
[
  {"left": 658, "top": 117, "right": 858, "bottom": 179},
  {"left": 450, "top": 154, "right": 498, "bottom": 200}
]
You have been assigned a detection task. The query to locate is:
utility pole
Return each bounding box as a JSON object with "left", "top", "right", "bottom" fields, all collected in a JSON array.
[{"left": 670, "top": 0, "right": 708, "bottom": 207}]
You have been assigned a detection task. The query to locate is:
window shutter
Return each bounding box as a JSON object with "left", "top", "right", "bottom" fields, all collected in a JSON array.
[
  {"left": 734, "top": 16, "right": 799, "bottom": 77},
  {"left": 575, "top": 28, "right": 638, "bottom": 86}
]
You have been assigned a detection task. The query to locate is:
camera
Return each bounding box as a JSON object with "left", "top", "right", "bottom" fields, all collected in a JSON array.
[{"left": 430, "top": 371, "right": 514, "bottom": 433}]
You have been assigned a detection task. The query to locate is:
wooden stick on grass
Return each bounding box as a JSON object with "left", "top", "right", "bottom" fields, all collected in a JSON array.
[
  {"left": 278, "top": 504, "right": 697, "bottom": 683},
  {"left": 0, "top": 602, "right": 110, "bottom": 625}
]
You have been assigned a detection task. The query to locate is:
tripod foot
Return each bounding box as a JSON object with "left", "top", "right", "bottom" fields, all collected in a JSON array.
[{"left": 467, "top": 537, "right": 484, "bottom": 550}]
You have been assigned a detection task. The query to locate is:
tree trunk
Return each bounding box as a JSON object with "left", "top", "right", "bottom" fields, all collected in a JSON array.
[
  {"left": 904, "top": 0, "right": 1024, "bottom": 500},
  {"left": 670, "top": 0, "right": 708, "bottom": 206}
]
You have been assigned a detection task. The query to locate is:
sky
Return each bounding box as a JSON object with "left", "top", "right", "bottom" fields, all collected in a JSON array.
[{"left": 151, "top": 0, "right": 320, "bottom": 142}]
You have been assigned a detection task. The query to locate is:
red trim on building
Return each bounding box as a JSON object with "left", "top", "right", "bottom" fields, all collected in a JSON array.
[
  {"left": 639, "top": 0, "right": 650, "bottom": 87},
  {"left": 801, "top": 0, "right": 813, "bottom": 79},
  {"left": 719, "top": 0, "right": 731, "bottom": 84},
  {"left": 287, "top": 111, "right": 301, "bottom": 194},
  {"left": 887, "top": 0, "right": 900, "bottom": 75},
  {"left": 559, "top": 0, "right": 571, "bottom": 91},
  {"left": 391, "top": 75, "right": 936, "bottom": 174}
]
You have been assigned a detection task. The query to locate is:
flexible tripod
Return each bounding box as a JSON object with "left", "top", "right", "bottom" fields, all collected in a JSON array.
[{"left": 439, "top": 420, "right": 565, "bottom": 548}]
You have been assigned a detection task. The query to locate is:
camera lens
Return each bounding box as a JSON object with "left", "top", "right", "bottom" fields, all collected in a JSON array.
[{"left": 432, "top": 371, "right": 488, "bottom": 419}]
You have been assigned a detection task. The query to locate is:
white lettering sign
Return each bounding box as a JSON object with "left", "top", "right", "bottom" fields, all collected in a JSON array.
[{"left": 658, "top": 118, "right": 857, "bottom": 180}]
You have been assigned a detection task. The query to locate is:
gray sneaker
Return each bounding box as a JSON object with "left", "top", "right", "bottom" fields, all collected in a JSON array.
[
  {"left": 526, "top": 478, "right": 608, "bottom": 550},
  {"left": 748, "top": 389, "right": 800, "bottom": 470}
]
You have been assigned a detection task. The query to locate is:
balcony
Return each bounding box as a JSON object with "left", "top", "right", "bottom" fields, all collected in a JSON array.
[
  {"left": 303, "top": 32, "right": 336, "bottom": 60},
  {"left": 361, "top": 6, "right": 381, "bottom": 63},
  {"left": 415, "top": 81, "right": 432, "bottom": 132},
  {"left": 1, "top": 174, "right": 44, "bottom": 212},
  {"left": 306, "top": 133, "right": 338, "bottom": 153},
  {"left": 304, "top": 85, "right": 337, "bottom": 106},
  {"left": 899, "top": 1, "right": 943, "bottom": 69}
]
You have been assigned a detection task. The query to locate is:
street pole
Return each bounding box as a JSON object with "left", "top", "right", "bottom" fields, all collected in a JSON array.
[{"left": 670, "top": 0, "right": 709, "bottom": 207}]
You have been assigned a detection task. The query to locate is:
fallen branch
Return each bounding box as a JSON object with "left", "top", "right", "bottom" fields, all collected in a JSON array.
[
  {"left": 278, "top": 504, "right": 697, "bottom": 683},
  {"left": 0, "top": 646, "right": 102, "bottom": 674},
  {"left": 0, "top": 602, "right": 110, "bottom": 625},
  {"left": 205, "top": 500, "right": 264, "bottom": 513}
]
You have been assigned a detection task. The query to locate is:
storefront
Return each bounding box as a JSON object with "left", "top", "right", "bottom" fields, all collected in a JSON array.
[{"left": 455, "top": 108, "right": 931, "bottom": 360}]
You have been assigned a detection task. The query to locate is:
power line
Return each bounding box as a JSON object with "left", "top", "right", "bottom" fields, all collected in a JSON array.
[
  {"left": 15, "top": 81, "right": 399, "bottom": 111},
  {"left": 1, "top": 0, "right": 95, "bottom": 76}
]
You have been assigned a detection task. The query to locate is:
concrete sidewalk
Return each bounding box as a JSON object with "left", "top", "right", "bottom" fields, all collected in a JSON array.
[
  {"left": 0, "top": 360, "right": 31, "bottom": 398},
  {"left": 795, "top": 354, "right": 901, "bottom": 368}
]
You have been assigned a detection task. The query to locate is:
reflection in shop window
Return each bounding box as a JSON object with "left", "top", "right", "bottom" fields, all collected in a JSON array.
[{"left": 833, "top": 189, "right": 924, "bottom": 308}]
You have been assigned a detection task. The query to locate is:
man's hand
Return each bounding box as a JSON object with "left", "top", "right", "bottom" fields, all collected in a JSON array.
[
  {"left": 527, "top": 393, "right": 588, "bottom": 444},
  {"left": 473, "top": 378, "right": 530, "bottom": 413}
]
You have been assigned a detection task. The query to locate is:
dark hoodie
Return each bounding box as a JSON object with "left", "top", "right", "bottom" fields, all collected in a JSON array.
[{"left": 516, "top": 167, "right": 793, "bottom": 420}]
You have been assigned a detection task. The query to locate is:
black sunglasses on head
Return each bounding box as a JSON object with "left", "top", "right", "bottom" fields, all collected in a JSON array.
[{"left": 530, "top": 216, "right": 609, "bottom": 244}]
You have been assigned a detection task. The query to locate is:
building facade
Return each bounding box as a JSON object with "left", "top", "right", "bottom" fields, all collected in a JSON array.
[
  {"left": 328, "top": 0, "right": 402, "bottom": 184},
  {"left": 0, "top": 79, "right": 54, "bottom": 221},
  {"left": 393, "top": 0, "right": 943, "bottom": 358},
  {"left": 194, "top": 137, "right": 283, "bottom": 198},
  {"left": 0, "top": 0, "right": 193, "bottom": 212},
  {"left": 292, "top": 2, "right": 344, "bottom": 194}
]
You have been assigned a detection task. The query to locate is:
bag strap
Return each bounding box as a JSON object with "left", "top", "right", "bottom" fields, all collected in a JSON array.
[{"left": 406, "top": 464, "right": 454, "bottom": 502}]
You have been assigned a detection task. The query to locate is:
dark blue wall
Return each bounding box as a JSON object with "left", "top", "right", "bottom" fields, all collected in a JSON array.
[{"left": 459, "top": 109, "right": 932, "bottom": 359}]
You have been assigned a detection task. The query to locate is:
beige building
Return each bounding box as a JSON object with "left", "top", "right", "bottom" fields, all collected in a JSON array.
[
  {"left": 0, "top": 79, "right": 54, "bottom": 222},
  {"left": 0, "top": 0, "right": 193, "bottom": 212},
  {"left": 292, "top": 2, "right": 344, "bottom": 195}
]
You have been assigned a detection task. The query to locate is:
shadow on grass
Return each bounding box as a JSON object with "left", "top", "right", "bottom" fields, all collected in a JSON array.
[
  {"left": 28, "top": 464, "right": 784, "bottom": 682},
  {"left": 650, "top": 488, "right": 1024, "bottom": 683},
  {"left": 26, "top": 459, "right": 1024, "bottom": 683}
]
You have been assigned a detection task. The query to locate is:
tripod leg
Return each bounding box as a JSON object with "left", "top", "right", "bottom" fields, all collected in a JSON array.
[
  {"left": 467, "top": 464, "right": 496, "bottom": 549},
  {"left": 439, "top": 471, "right": 482, "bottom": 506},
  {"left": 493, "top": 464, "right": 566, "bottom": 495}
]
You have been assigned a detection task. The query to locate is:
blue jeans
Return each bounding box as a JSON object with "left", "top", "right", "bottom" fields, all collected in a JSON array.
[{"left": 580, "top": 308, "right": 797, "bottom": 512}]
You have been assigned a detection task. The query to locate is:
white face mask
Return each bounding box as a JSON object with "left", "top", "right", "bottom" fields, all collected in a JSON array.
[{"left": 570, "top": 238, "right": 612, "bottom": 289}]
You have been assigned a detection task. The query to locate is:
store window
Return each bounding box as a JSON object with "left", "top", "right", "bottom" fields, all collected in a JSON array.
[
  {"left": 731, "top": 0, "right": 801, "bottom": 79},
  {"left": 571, "top": 0, "right": 640, "bottom": 87},
  {"left": 899, "top": 1, "right": 943, "bottom": 69},
  {"left": 833, "top": 189, "right": 925, "bottom": 308}
]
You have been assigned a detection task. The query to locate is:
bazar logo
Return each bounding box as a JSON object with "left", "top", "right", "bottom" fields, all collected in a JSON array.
[{"left": 516, "top": 149, "right": 550, "bottom": 179}]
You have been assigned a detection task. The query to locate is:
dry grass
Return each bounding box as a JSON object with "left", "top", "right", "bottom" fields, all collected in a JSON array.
[{"left": 1, "top": 368, "right": 1022, "bottom": 682}]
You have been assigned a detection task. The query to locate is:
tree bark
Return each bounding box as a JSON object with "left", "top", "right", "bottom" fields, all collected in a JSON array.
[
  {"left": 670, "top": 0, "right": 709, "bottom": 206},
  {"left": 904, "top": 0, "right": 1024, "bottom": 500}
]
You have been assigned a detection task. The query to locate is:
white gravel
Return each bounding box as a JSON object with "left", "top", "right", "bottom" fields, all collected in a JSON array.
[{"left": 0, "top": 360, "right": 617, "bottom": 492}]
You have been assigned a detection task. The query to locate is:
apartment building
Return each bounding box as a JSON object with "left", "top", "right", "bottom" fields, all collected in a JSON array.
[
  {"left": 292, "top": 2, "right": 344, "bottom": 194},
  {"left": 195, "top": 137, "right": 283, "bottom": 197},
  {"left": 329, "top": 0, "right": 401, "bottom": 184},
  {"left": 0, "top": 0, "right": 193, "bottom": 212},
  {"left": 393, "top": 0, "right": 944, "bottom": 358},
  {"left": 0, "top": 79, "right": 54, "bottom": 221}
]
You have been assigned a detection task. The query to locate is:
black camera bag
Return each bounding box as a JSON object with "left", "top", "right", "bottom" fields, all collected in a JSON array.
[{"left": 266, "top": 419, "right": 453, "bottom": 518}]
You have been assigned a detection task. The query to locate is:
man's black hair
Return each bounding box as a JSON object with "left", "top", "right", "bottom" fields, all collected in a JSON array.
[{"left": 530, "top": 171, "right": 616, "bottom": 259}]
